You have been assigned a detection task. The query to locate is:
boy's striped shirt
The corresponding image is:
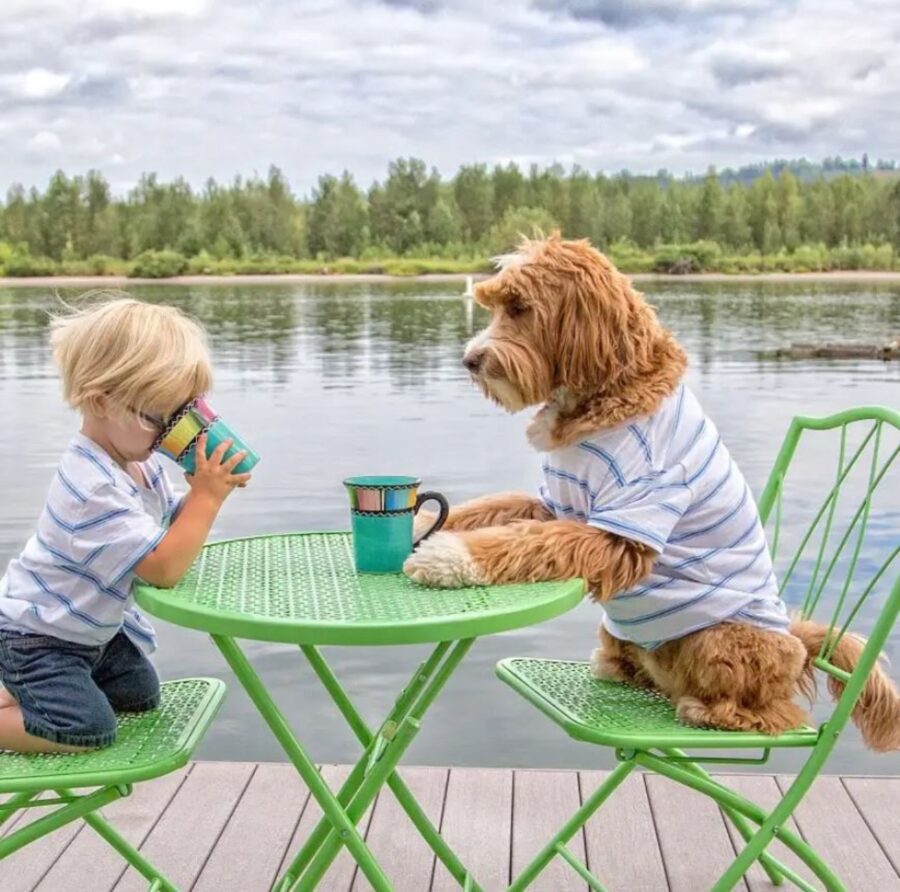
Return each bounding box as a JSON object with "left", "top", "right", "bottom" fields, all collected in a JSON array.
[{"left": 0, "top": 433, "right": 181, "bottom": 653}]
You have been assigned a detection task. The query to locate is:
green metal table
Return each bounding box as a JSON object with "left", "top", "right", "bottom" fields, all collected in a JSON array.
[{"left": 135, "top": 532, "right": 584, "bottom": 892}]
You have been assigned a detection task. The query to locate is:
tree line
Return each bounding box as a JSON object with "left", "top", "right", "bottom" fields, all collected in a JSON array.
[{"left": 2, "top": 158, "right": 899, "bottom": 276}]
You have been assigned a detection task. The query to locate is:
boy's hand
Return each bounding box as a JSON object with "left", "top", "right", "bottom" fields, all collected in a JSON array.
[{"left": 185, "top": 433, "right": 252, "bottom": 503}]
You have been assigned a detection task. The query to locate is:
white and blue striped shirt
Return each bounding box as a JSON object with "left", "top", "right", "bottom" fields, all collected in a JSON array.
[
  {"left": 0, "top": 433, "right": 181, "bottom": 654},
  {"left": 540, "top": 384, "right": 789, "bottom": 649}
]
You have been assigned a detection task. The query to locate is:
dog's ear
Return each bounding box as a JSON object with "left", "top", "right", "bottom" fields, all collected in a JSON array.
[{"left": 553, "top": 243, "right": 641, "bottom": 393}]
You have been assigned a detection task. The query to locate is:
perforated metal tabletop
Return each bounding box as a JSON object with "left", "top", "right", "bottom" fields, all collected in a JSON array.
[{"left": 134, "top": 532, "right": 585, "bottom": 645}]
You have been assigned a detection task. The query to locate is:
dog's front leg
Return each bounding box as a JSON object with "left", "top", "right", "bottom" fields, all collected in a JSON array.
[
  {"left": 404, "top": 519, "right": 655, "bottom": 591},
  {"left": 414, "top": 491, "right": 553, "bottom": 538}
]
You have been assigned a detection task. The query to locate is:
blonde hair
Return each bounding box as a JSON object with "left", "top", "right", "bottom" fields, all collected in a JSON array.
[{"left": 50, "top": 291, "right": 212, "bottom": 422}]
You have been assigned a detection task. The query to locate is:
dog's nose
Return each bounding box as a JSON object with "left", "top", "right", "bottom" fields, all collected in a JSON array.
[{"left": 462, "top": 352, "right": 483, "bottom": 373}]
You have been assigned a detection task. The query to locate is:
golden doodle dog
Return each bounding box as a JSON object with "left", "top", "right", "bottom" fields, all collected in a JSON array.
[{"left": 404, "top": 234, "right": 899, "bottom": 750}]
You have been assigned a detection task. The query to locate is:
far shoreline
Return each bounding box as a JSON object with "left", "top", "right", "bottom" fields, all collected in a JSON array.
[{"left": 3, "top": 270, "right": 900, "bottom": 288}]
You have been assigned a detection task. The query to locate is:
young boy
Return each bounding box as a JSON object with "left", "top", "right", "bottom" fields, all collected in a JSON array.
[{"left": 0, "top": 296, "right": 251, "bottom": 753}]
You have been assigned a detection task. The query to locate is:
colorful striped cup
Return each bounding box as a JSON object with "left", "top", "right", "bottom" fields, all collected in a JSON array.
[
  {"left": 179, "top": 417, "right": 259, "bottom": 475},
  {"left": 343, "top": 476, "right": 449, "bottom": 573},
  {"left": 153, "top": 395, "right": 259, "bottom": 476}
]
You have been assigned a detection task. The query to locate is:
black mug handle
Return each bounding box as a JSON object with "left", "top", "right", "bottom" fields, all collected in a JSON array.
[{"left": 413, "top": 491, "right": 450, "bottom": 546}]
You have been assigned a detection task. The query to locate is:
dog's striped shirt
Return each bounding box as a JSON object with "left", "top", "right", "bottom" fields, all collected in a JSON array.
[
  {"left": 0, "top": 433, "right": 180, "bottom": 654},
  {"left": 539, "top": 383, "right": 790, "bottom": 649}
]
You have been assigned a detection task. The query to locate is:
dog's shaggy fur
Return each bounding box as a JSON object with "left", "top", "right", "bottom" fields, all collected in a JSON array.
[{"left": 404, "top": 234, "right": 900, "bottom": 751}]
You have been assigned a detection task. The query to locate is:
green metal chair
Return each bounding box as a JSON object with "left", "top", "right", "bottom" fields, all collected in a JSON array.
[
  {"left": 497, "top": 405, "right": 899, "bottom": 892},
  {"left": 0, "top": 677, "right": 226, "bottom": 891}
]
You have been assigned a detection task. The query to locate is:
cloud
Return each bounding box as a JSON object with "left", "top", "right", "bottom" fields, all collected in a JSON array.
[
  {"left": 711, "top": 52, "right": 792, "bottom": 86},
  {"left": 9, "top": 68, "right": 72, "bottom": 100},
  {"left": 538, "top": 0, "right": 777, "bottom": 28},
  {"left": 377, "top": 0, "right": 443, "bottom": 11},
  {"left": 27, "top": 130, "right": 62, "bottom": 154},
  {"left": 0, "top": 0, "right": 898, "bottom": 194}
]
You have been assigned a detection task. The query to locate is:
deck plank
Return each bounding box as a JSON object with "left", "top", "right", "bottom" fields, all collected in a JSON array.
[
  {"left": 193, "top": 762, "right": 311, "bottom": 892},
  {"left": 351, "top": 766, "right": 447, "bottom": 892},
  {"left": 111, "top": 760, "right": 255, "bottom": 892},
  {"left": 646, "top": 772, "right": 748, "bottom": 892},
  {"left": 1, "top": 764, "right": 898, "bottom": 892},
  {"left": 842, "top": 776, "right": 900, "bottom": 875},
  {"left": 776, "top": 774, "right": 900, "bottom": 891},
  {"left": 510, "top": 768, "right": 587, "bottom": 892},
  {"left": 431, "top": 767, "right": 513, "bottom": 892},
  {"left": 579, "top": 770, "right": 668, "bottom": 891},
  {"left": 32, "top": 767, "right": 190, "bottom": 892}
]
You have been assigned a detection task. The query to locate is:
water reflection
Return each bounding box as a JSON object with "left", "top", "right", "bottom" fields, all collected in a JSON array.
[
  {"left": 3, "top": 280, "right": 900, "bottom": 385},
  {"left": 0, "top": 280, "right": 898, "bottom": 774}
]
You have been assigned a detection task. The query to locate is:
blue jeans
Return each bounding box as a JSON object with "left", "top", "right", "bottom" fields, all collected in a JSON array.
[{"left": 0, "top": 629, "right": 160, "bottom": 748}]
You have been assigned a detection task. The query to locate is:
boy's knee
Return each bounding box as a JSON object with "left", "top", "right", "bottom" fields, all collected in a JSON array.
[
  {"left": 96, "top": 632, "right": 161, "bottom": 713},
  {"left": 106, "top": 667, "right": 160, "bottom": 713}
]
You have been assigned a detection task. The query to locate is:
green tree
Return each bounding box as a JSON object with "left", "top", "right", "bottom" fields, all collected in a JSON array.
[
  {"left": 368, "top": 158, "right": 439, "bottom": 253},
  {"left": 491, "top": 163, "right": 527, "bottom": 220},
  {"left": 485, "top": 206, "right": 558, "bottom": 255},
  {"left": 658, "top": 185, "right": 685, "bottom": 243},
  {"left": 308, "top": 173, "right": 368, "bottom": 258},
  {"left": 566, "top": 167, "right": 600, "bottom": 239},
  {"left": 425, "top": 197, "right": 462, "bottom": 245},
  {"left": 721, "top": 185, "right": 751, "bottom": 249},
  {"left": 454, "top": 164, "right": 494, "bottom": 243},
  {"left": 3, "top": 157, "right": 899, "bottom": 271},
  {"left": 629, "top": 182, "right": 663, "bottom": 247},
  {"left": 747, "top": 171, "right": 779, "bottom": 252},
  {"left": 694, "top": 168, "right": 725, "bottom": 241},
  {"left": 777, "top": 170, "right": 803, "bottom": 251}
]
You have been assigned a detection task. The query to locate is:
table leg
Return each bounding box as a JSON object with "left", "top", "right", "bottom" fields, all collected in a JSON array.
[
  {"left": 287, "top": 639, "right": 477, "bottom": 891},
  {"left": 211, "top": 635, "right": 394, "bottom": 892},
  {"left": 284, "top": 641, "right": 453, "bottom": 879},
  {"left": 211, "top": 634, "right": 482, "bottom": 892}
]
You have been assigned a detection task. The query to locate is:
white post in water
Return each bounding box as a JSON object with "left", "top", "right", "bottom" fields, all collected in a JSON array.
[{"left": 463, "top": 275, "right": 475, "bottom": 298}]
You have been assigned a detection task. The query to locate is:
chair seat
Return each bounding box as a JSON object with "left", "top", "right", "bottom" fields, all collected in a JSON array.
[
  {"left": 0, "top": 678, "right": 226, "bottom": 794},
  {"left": 496, "top": 658, "right": 817, "bottom": 750}
]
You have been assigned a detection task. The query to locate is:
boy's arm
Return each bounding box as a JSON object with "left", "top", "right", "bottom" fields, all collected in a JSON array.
[
  {"left": 136, "top": 435, "right": 251, "bottom": 588},
  {"left": 135, "top": 492, "right": 220, "bottom": 588}
]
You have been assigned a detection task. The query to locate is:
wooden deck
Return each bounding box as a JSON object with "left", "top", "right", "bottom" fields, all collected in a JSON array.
[{"left": 2, "top": 763, "right": 898, "bottom": 891}]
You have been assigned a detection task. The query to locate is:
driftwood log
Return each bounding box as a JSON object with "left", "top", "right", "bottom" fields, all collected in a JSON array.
[{"left": 773, "top": 338, "right": 900, "bottom": 360}]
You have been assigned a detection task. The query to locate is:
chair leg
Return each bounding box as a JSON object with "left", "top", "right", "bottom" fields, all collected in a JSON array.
[
  {"left": 0, "top": 786, "right": 122, "bottom": 859},
  {"left": 507, "top": 760, "right": 633, "bottom": 892},
  {"left": 78, "top": 800, "right": 178, "bottom": 892},
  {"left": 0, "top": 787, "right": 179, "bottom": 891},
  {"left": 0, "top": 791, "right": 37, "bottom": 831},
  {"left": 635, "top": 753, "right": 846, "bottom": 892},
  {"left": 659, "top": 750, "right": 784, "bottom": 887}
]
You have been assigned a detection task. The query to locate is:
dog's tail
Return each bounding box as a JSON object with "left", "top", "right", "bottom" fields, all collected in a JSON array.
[{"left": 791, "top": 619, "right": 900, "bottom": 752}]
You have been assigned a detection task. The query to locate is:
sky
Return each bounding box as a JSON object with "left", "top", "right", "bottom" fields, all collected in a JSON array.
[{"left": 1, "top": 0, "right": 898, "bottom": 196}]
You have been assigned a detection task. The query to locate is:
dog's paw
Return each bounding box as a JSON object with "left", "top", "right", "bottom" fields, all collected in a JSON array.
[
  {"left": 403, "top": 532, "right": 486, "bottom": 588},
  {"left": 589, "top": 647, "right": 626, "bottom": 682},
  {"left": 675, "top": 696, "right": 713, "bottom": 727},
  {"left": 589, "top": 647, "right": 608, "bottom": 679}
]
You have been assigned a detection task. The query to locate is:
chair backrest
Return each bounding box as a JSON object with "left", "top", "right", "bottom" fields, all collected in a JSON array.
[{"left": 757, "top": 406, "right": 899, "bottom": 727}]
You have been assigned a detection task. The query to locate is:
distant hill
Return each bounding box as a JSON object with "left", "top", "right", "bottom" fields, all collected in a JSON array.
[{"left": 697, "top": 156, "right": 899, "bottom": 186}]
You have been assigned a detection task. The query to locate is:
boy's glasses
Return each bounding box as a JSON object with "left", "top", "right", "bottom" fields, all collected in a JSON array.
[{"left": 131, "top": 408, "right": 167, "bottom": 432}]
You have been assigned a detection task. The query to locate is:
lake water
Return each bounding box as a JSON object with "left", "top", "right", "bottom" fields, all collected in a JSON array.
[{"left": 0, "top": 279, "right": 898, "bottom": 775}]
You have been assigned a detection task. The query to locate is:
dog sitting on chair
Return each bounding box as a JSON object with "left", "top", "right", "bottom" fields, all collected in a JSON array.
[{"left": 403, "top": 234, "right": 900, "bottom": 751}]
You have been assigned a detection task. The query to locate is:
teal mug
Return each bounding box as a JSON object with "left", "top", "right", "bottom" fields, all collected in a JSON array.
[{"left": 344, "top": 476, "right": 449, "bottom": 573}]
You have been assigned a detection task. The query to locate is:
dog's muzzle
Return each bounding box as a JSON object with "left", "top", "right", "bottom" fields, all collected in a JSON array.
[{"left": 462, "top": 351, "right": 484, "bottom": 374}]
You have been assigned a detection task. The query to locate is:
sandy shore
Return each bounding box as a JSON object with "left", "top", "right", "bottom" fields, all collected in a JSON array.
[{"left": 2, "top": 270, "right": 900, "bottom": 288}]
